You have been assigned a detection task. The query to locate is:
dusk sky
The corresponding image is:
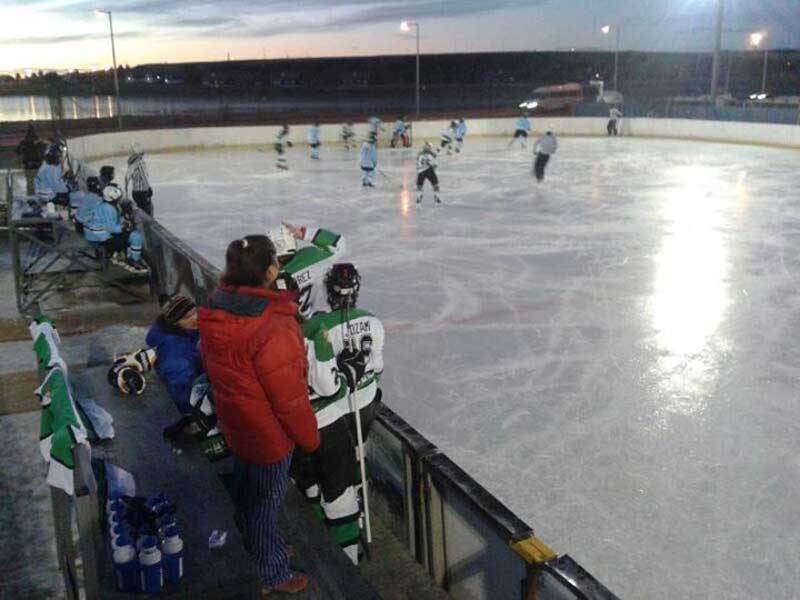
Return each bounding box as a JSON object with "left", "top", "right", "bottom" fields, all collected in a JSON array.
[{"left": 1, "top": 0, "right": 798, "bottom": 74}]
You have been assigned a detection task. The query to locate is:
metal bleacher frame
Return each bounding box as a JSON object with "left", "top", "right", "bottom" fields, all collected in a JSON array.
[{"left": 6, "top": 170, "right": 150, "bottom": 315}]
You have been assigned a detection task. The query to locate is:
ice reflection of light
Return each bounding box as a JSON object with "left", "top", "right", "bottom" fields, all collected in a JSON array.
[
  {"left": 649, "top": 165, "right": 732, "bottom": 418},
  {"left": 107, "top": 95, "right": 114, "bottom": 118},
  {"left": 71, "top": 97, "right": 78, "bottom": 120},
  {"left": 399, "top": 188, "right": 411, "bottom": 219},
  {"left": 94, "top": 95, "right": 101, "bottom": 119},
  {"left": 28, "top": 95, "right": 37, "bottom": 120}
]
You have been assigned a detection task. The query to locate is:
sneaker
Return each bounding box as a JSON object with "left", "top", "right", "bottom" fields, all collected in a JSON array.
[
  {"left": 261, "top": 572, "right": 309, "bottom": 596},
  {"left": 110, "top": 252, "right": 127, "bottom": 266},
  {"left": 126, "top": 258, "right": 148, "bottom": 273}
]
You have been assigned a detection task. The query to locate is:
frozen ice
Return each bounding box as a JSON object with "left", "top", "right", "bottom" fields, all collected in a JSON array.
[{"left": 99, "top": 136, "right": 800, "bottom": 599}]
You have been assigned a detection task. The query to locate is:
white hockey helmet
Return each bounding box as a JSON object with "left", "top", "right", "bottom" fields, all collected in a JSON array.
[
  {"left": 103, "top": 183, "right": 123, "bottom": 203},
  {"left": 267, "top": 224, "right": 297, "bottom": 259}
]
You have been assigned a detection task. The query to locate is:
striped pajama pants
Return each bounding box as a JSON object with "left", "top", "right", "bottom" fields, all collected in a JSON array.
[{"left": 233, "top": 453, "right": 292, "bottom": 587}]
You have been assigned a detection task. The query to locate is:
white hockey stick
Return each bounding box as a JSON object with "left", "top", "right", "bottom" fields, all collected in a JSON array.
[{"left": 341, "top": 306, "right": 372, "bottom": 545}]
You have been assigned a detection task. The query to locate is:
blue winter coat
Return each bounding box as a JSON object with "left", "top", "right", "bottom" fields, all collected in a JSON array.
[{"left": 145, "top": 321, "right": 202, "bottom": 414}]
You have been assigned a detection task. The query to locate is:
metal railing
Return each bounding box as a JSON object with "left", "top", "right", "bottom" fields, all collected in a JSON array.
[{"left": 136, "top": 204, "right": 618, "bottom": 600}]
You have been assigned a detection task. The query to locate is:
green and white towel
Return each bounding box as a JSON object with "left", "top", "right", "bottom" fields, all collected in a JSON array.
[
  {"left": 29, "top": 316, "right": 67, "bottom": 373},
  {"left": 35, "top": 366, "right": 90, "bottom": 496}
]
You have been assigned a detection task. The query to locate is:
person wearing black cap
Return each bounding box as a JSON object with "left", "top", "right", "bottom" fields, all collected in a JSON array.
[{"left": 145, "top": 295, "right": 203, "bottom": 415}]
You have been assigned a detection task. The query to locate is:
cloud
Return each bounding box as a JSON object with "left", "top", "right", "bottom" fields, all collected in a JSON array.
[{"left": 0, "top": 30, "right": 145, "bottom": 45}]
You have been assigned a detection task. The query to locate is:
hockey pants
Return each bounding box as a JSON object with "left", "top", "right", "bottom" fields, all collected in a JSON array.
[
  {"left": 310, "top": 142, "right": 320, "bottom": 159},
  {"left": 534, "top": 153, "right": 550, "bottom": 182},
  {"left": 290, "top": 416, "right": 362, "bottom": 563},
  {"left": 361, "top": 167, "right": 376, "bottom": 186},
  {"left": 607, "top": 119, "right": 618, "bottom": 136}
]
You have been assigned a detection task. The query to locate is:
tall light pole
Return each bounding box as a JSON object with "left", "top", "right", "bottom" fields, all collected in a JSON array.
[
  {"left": 95, "top": 9, "right": 123, "bottom": 130},
  {"left": 601, "top": 24, "right": 621, "bottom": 91},
  {"left": 710, "top": 0, "right": 724, "bottom": 106},
  {"left": 401, "top": 20, "right": 420, "bottom": 119},
  {"left": 750, "top": 31, "right": 768, "bottom": 94}
]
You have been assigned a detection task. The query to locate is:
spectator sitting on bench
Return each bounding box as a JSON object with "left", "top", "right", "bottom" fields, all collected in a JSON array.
[
  {"left": 146, "top": 295, "right": 202, "bottom": 416},
  {"left": 35, "top": 144, "right": 70, "bottom": 207},
  {"left": 83, "top": 183, "right": 147, "bottom": 273},
  {"left": 69, "top": 176, "right": 103, "bottom": 235},
  {"left": 99, "top": 165, "right": 115, "bottom": 188}
]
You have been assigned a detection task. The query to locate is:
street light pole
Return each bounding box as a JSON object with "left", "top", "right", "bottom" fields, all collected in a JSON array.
[
  {"left": 613, "top": 27, "right": 621, "bottom": 91},
  {"left": 401, "top": 21, "right": 421, "bottom": 119},
  {"left": 761, "top": 47, "right": 769, "bottom": 94},
  {"left": 710, "top": 0, "right": 724, "bottom": 107},
  {"left": 97, "top": 9, "right": 123, "bottom": 130}
]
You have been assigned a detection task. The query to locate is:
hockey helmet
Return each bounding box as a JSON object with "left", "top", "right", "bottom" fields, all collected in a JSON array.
[
  {"left": 44, "top": 144, "right": 61, "bottom": 165},
  {"left": 325, "top": 263, "right": 361, "bottom": 310},
  {"left": 267, "top": 224, "right": 297, "bottom": 260},
  {"left": 103, "top": 183, "right": 123, "bottom": 203},
  {"left": 100, "top": 165, "right": 115, "bottom": 182},
  {"left": 86, "top": 176, "right": 102, "bottom": 195}
]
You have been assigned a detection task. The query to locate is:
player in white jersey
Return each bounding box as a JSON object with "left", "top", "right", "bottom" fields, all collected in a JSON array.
[
  {"left": 607, "top": 106, "right": 623, "bottom": 136},
  {"left": 274, "top": 124, "right": 292, "bottom": 170},
  {"left": 307, "top": 121, "right": 321, "bottom": 159},
  {"left": 293, "top": 262, "right": 385, "bottom": 564},
  {"left": 268, "top": 222, "right": 346, "bottom": 319},
  {"left": 439, "top": 120, "right": 457, "bottom": 155},
  {"left": 341, "top": 122, "right": 355, "bottom": 150},
  {"left": 416, "top": 142, "right": 440, "bottom": 204}
]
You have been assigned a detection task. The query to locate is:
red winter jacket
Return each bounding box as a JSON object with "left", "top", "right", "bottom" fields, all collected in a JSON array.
[{"left": 198, "top": 284, "right": 320, "bottom": 464}]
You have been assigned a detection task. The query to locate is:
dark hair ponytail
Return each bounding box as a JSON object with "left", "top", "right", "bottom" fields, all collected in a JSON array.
[{"left": 221, "top": 235, "right": 277, "bottom": 288}]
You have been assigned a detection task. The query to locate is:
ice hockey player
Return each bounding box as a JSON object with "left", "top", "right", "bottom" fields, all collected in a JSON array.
[
  {"left": 308, "top": 121, "right": 322, "bottom": 160},
  {"left": 274, "top": 124, "right": 292, "bottom": 170},
  {"left": 292, "top": 262, "right": 384, "bottom": 564},
  {"left": 69, "top": 175, "right": 103, "bottom": 234},
  {"left": 35, "top": 145, "right": 70, "bottom": 206},
  {"left": 83, "top": 183, "right": 147, "bottom": 272},
  {"left": 359, "top": 133, "right": 378, "bottom": 188},
  {"left": 367, "top": 116, "right": 383, "bottom": 141},
  {"left": 125, "top": 151, "right": 154, "bottom": 216},
  {"left": 533, "top": 131, "right": 558, "bottom": 183},
  {"left": 416, "top": 142, "right": 441, "bottom": 204},
  {"left": 607, "top": 106, "right": 623, "bottom": 136},
  {"left": 510, "top": 112, "right": 531, "bottom": 148},
  {"left": 268, "top": 222, "right": 346, "bottom": 318},
  {"left": 341, "top": 122, "right": 355, "bottom": 150},
  {"left": 439, "top": 120, "right": 457, "bottom": 155},
  {"left": 390, "top": 117, "right": 410, "bottom": 148},
  {"left": 454, "top": 118, "right": 467, "bottom": 153}
]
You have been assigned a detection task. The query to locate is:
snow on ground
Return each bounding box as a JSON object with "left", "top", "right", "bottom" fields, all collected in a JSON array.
[{"left": 101, "top": 135, "right": 800, "bottom": 599}]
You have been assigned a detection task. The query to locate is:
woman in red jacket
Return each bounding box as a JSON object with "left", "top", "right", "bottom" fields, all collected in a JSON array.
[{"left": 198, "top": 234, "right": 320, "bottom": 595}]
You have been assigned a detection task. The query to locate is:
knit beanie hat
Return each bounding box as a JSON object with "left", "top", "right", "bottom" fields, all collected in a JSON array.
[{"left": 161, "top": 295, "right": 196, "bottom": 325}]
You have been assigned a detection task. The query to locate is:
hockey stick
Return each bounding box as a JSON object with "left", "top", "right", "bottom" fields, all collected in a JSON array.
[
  {"left": 377, "top": 168, "right": 405, "bottom": 190},
  {"left": 341, "top": 304, "right": 373, "bottom": 546}
]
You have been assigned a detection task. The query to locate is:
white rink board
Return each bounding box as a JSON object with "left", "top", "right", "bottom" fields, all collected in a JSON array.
[{"left": 90, "top": 130, "right": 800, "bottom": 600}]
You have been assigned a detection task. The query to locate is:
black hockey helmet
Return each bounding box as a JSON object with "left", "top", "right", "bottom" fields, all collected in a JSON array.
[
  {"left": 86, "top": 176, "right": 101, "bottom": 195},
  {"left": 44, "top": 144, "right": 61, "bottom": 165},
  {"left": 100, "top": 165, "right": 115, "bottom": 182},
  {"left": 325, "top": 263, "right": 361, "bottom": 310}
]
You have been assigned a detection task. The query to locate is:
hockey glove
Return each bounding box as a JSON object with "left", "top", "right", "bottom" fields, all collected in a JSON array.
[{"left": 337, "top": 348, "right": 366, "bottom": 392}]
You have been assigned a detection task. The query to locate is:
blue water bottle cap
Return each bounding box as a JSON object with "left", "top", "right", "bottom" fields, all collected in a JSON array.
[
  {"left": 116, "top": 533, "right": 133, "bottom": 547},
  {"left": 109, "top": 500, "right": 125, "bottom": 513},
  {"left": 141, "top": 535, "right": 159, "bottom": 550},
  {"left": 163, "top": 524, "right": 180, "bottom": 539}
]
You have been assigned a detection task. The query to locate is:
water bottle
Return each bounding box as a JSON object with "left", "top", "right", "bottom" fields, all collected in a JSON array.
[
  {"left": 108, "top": 507, "right": 127, "bottom": 533},
  {"left": 113, "top": 534, "right": 138, "bottom": 592},
  {"left": 161, "top": 524, "right": 184, "bottom": 585},
  {"left": 106, "top": 491, "right": 123, "bottom": 512},
  {"left": 138, "top": 535, "right": 163, "bottom": 594},
  {"left": 157, "top": 515, "right": 176, "bottom": 538},
  {"left": 110, "top": 522, "right": 131, "bottom": 548}
]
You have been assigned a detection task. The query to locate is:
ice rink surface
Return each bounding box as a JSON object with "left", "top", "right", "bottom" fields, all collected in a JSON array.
[{"left": 102, "top": 135, "right": 800, "bottom": 599}]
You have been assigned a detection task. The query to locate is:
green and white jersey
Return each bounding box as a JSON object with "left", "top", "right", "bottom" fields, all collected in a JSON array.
[
  {"left": 302, "top": 307, "right": 384, "bottom": 429},
  {"left": 282, "top": 227, "right": 346, "bottom": 319}
]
